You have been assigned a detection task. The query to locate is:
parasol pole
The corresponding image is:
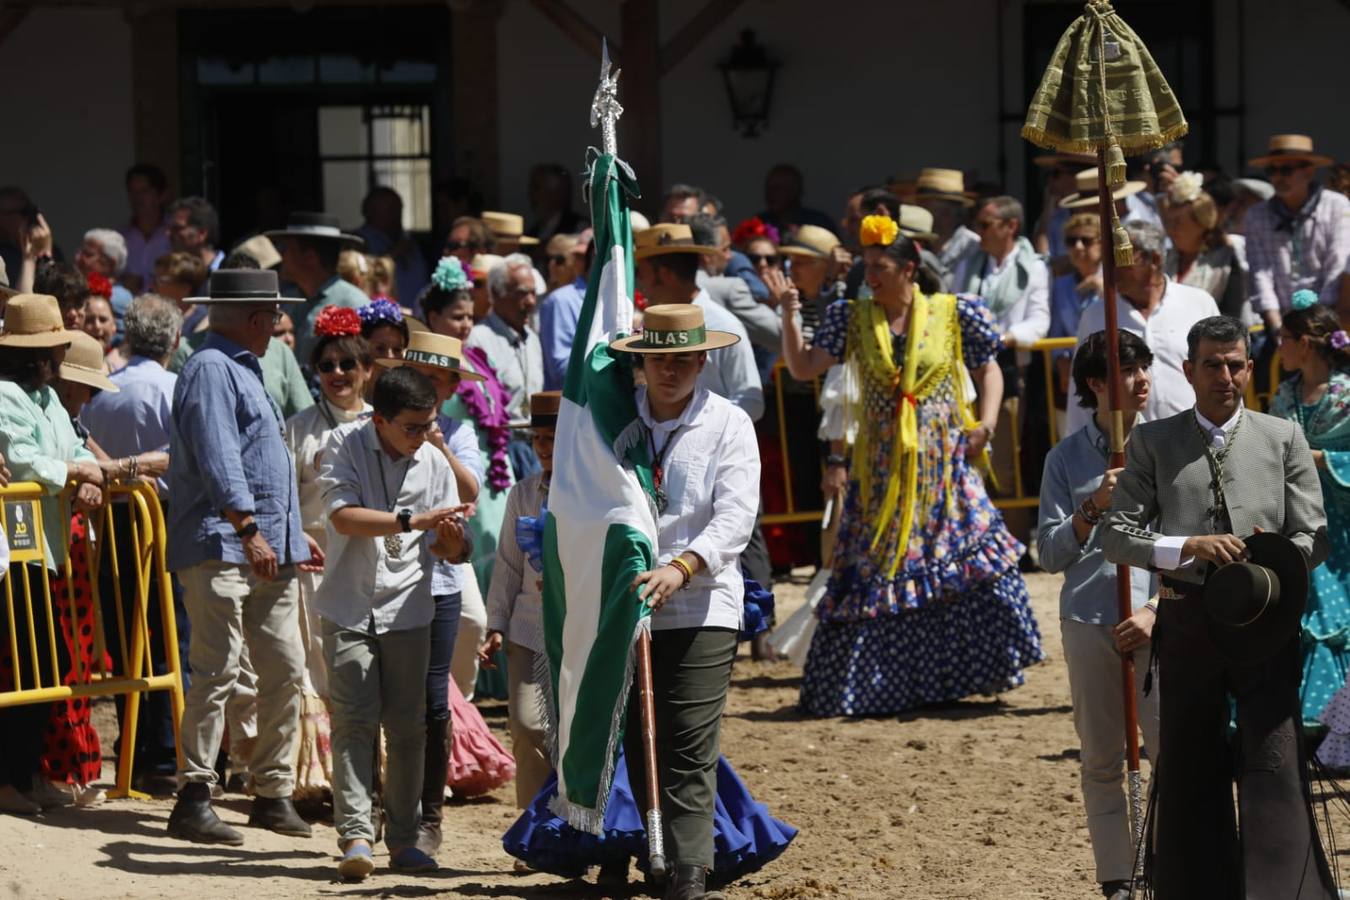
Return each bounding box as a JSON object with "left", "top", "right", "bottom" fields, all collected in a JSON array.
[
  {"left": 591, "top": 39, "right": 668, "bottom": 881},
  {"left": 1095, "top": 153, "right": 1145, "bottom": 861}
]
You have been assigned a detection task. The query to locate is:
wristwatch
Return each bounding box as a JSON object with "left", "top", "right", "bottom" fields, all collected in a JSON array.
[
  {"left": 397, "top": 509, "right": 413, "bottom": 533},
  {"left": 825, "top": 454, "right": 849, "bottom": 468},
  {"left": 235, "top": 521, "right": 259, "bottom": 539}
]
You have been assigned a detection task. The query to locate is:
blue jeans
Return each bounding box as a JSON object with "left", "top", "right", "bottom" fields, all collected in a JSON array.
[{"left": 426, "top": 593, "right": 462, "bottom": 723}]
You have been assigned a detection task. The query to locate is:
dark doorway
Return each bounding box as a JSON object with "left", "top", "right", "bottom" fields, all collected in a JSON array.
[{"left": 179, "top": 5, "right": 450, "bottom": 248}]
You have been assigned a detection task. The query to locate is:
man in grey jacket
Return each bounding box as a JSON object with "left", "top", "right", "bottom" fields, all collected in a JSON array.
[{"left": 1104, "top": 315, "right": 1334, "bottom": 899}]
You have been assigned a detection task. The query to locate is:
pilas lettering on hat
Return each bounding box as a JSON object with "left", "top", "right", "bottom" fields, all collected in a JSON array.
[
  {"left": 375, "top": 330, "right": 485, "bottom": 381},
  {"left": 264, "top": 212, "right": 365, "bottom": 249},
  {"left": 609, "top": 303, "right": 740, "bottom": 354},
  {"left": 186, "top": 269, "right": 301, "bottom": 305}
]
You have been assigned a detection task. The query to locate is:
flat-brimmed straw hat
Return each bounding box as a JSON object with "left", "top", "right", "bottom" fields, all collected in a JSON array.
[
  {"left": 0, "top": 293, "right": 77, "bottom": 348},
  {"left": 633, "top": 224, "right": 718, "bottom": 261},
  {"left": 187, "top": 269, "right": 300, "bottom": 305},
  {"left": 264, "top": 212, "right": 365, "bottom": 249},
  {"left": 778, "top": 225, "right": 840, "bottom": 259},
  {"left": 59, "top": 332, "right": 119, "bottom": 392},
  {"left": 530, "top": 391, "right": 561, "bottom": 429},
  {"left": 1059, "top": 168, "right": 1147, "bottom": 209},
  {"left": 896, "top": 205, "right": 938, "bottom": 243},
  {"left": 376, "top": 330, "right": 484, "bottom": 381},
  {"left": 1247, "top": 134, "right": 1335, "bottom": 169},
  {"left": 481, "top": 211, "right": 539, "bottom": 246},
  {"left": 610, "top": 304, "right": 740, "bottom": 354},
  {"left": 912, "top": 168, "right": 976, "bottom": 207}
]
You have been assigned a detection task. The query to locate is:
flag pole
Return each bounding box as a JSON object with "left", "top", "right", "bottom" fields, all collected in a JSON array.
[
  {"left": 591, "top": 38, "right": 668, "bottom": 880},
  {"left": 1095, "top": 152, "right": 1145, "bottom": 861}
]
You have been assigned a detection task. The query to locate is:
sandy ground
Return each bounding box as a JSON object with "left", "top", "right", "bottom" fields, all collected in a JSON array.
[{"left": 2, "top": 570, "right": 1348, "bottom": 899}]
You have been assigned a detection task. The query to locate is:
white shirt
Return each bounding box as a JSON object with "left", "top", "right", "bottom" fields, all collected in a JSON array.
[
  {"left": 1151, "top": 405, "right": 1243, "bottom": 571},
  {"left": 691, "top": 290, "right": 765, "bottom": 422},
  {"left": 1066, "top": 278, "right": 1220, "bottom": 435},
  {"left": 485, "top": 471, "right": 548, "bottom": 653},
  {"left": 638, "top": 386, "right": 760, "bottom": 632},
  {"left": 313, "top": 419, "right": 459, "bottom": 634},
  {"left": 976, "top": 246, "right": 1051, "bottom": 347}
]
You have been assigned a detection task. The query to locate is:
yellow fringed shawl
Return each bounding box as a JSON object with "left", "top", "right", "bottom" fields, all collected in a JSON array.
[{"left": 845, "top": 290, "right": 981, "bottom": 579}]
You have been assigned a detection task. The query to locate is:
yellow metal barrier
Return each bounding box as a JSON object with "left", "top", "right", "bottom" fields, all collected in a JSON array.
[
  {"left": 0, "top": 480, "right": 184, "bottom": 800},
  {"left": 759, "top": 331, "right": 1282, "bottom": 531}
]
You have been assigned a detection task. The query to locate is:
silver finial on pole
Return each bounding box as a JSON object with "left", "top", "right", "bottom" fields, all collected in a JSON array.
[{"left": 590, "top": 38, "right": 622, "bottom": 156}]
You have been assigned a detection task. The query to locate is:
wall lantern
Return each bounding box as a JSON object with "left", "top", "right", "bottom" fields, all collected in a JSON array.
[{"left": 718, "top": 29, "right": 778, "bottom": 138}]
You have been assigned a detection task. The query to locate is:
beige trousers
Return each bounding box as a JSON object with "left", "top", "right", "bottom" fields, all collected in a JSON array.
[
  {"left": 176, "top": 561, "right": 305, "bottom": 799},
  {"left": 451, "top": 565, "right": 487, "bottom": 699},
  {"left": 1061, "top": 617, "right": 1161, "bottom": 884},
  {"left": 506, "top": 642, "right": 552, "bottom": 809}
]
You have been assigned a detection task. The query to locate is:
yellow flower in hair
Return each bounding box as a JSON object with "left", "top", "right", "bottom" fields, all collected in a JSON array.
[{"left": 859, "top": 214, "right": 899, "bottom": 248}]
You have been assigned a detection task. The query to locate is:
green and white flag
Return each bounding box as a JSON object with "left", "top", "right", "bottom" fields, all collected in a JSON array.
[{"left": 541, "top": 152, "right": 657, "bottom": 832}]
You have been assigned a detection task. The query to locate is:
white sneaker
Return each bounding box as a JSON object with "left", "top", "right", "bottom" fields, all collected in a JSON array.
[
  {"left": 25, "top": 779, "right": 73, "bottom": 810},
  {"left": 74, "top": 785, "right": 105, "bottom": 807}
]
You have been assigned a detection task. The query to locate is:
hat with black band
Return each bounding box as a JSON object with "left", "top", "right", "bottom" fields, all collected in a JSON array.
[
  {"left": 376, "top": 330, "right": 485, "bottom": 382},
  {"left": 530, "top": 390, "right": 561, "bottom": 429},
  {"left": 186, "top": 269, "right": 300, "bottom": 304},
  {"left": 264, "top": 211, "right": 365, "bottom": 249}
]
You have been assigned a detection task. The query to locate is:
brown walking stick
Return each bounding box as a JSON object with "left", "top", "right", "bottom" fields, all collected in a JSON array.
[{"left": 635, "top": 628, "right": 668, "bottom": 878}]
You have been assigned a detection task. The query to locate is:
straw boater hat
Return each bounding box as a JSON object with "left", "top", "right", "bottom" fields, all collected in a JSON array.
[
  {"left": 481, "top": 211, "right": 539, "bottom": 247},
  {"left": 265, "top": 212, "right": 365, "bottom": 249},
  {"left": 610, "top": 303, "right": 740, "bottom": 354},
  {"left": 1247, "top": 134, "right": 1334, "bottom": 170},
  {"left": 632, "top": 224, "right": 717, "bottom": 261},
  {"left": 59, "top": 331, "right": 119, "bottom": 393},
  {"left": 232, "top": 234, "right": 282, "bottom": 270},
  {"left": 778, "top": 224, "right": 839, "bottom": 259},
  {"left": 1202, "top": 532, "right": 1309, "bottom": 665},
  {"left": 896, "top": 205, "right": 938, "bottom": 243},
  {"left": 912, "top": 168, "right": 976, "bottom": 207},
  {"left": 376, "top": 330, "right": 484, "bottom": 381},
  {"left": 187, "top": 269, "right": 300, "bottom": 304},
  {"left": 1032, "top": 151, "right": 1097, "bottom": 169},
  {"left": 530, "top": 390, "right": 561, "bottom": 429},
  {"left": 0, "top": 294, "right": 77, "bottom": 348},
  {"left": 1059, "top": 167, "right": 1147, "bottom": 209}
]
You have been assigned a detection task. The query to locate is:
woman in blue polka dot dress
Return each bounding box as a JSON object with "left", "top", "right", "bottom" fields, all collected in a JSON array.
[
  {"left": 779, "top": 215, "right": 1044, "bottom": 717},
  {"left": 1270, "top": 291, "right": 1350, "bottom": 736}
]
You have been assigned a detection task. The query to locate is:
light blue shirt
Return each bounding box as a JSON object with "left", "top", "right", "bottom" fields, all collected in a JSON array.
[
  {"left": 297, "top": 275, "right": 371, "bottom": 362},
  {"left": 539, "top": 277, "right": 586, "bottom": 390},
  {"left": 1037, "top": 419, "right": 1154, "bottom": 624},
  {"left": 166, "top": 332, "right": 307, "bottom": 571},
  {"left": 692, "top": 290, "right": 765, "bottom": 422},
  {"left": 80, "top": 356, "right": 177, "bottom": 494},
  {"left": 429, "top": 412, "right": 483, "bottom": 596}
]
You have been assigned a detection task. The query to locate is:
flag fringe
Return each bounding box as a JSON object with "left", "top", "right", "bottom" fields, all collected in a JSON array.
[
  {"left": 535, "top": 642, "right": 559, "bottom": 766},
  {"left": 546, "top": 615, "right": 648, "bottom": 834}
]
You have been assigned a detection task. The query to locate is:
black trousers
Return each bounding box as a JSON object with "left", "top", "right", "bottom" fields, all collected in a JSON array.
[{"left": 1152, "top": 587, "right": 1336, "bottom": 899}]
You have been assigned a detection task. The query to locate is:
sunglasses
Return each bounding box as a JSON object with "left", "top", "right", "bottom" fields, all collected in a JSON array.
[
  {"left": 316, "top": 357, "right": 359, "bottom": 375},
  {"left": 1065, "top": 235, "right": 1098, "bottom": 248},
  {"left": 444, "top": 240, "right": 485, "bottom": 253},
  {"left": 1265, "top": 163, "right": 1311, "bottom": 178},
  {"left": 747, "top": 253, "right": 780, "bottom": 266}
]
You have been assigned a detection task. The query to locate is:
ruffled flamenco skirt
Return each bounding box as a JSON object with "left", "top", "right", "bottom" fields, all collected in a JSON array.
[
  {"left": 503, "top": 748, "right": 796, "bottom": 886},
  {"left": 447, "top": 679, "right": 515, "bottom": 796}
]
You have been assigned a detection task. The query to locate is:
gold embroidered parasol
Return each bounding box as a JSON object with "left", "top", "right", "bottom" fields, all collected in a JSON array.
[{"left": 1023, "top": 0, "right": 1188, "bottom": 265}]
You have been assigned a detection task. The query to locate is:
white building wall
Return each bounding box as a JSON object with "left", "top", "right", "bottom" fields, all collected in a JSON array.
[{"left": 0, "top": 8, "right": 135, "bottom": 248}]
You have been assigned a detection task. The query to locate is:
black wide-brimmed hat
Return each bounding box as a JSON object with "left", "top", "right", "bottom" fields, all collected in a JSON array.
[
  {"left": 187, "top": 269, "right": 301, "bottom": 304},
  {"left": 264, "top": 212, "right": 365, "bottom": 249},
  {"left": 1202, "top": 531, "right": 1309, "bottom": 665}
]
